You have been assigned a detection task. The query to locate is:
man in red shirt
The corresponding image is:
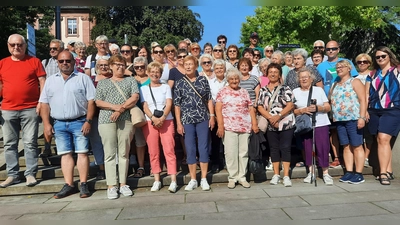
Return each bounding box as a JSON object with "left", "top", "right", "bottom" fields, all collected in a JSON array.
[{"left": 0, "top": 34, "right": 46, "bottom": 188}]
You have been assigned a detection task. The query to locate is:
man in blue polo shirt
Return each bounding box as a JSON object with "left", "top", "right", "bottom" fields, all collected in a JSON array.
[{"left": 317, "top": 40, "right": 358, "bottom": 96}]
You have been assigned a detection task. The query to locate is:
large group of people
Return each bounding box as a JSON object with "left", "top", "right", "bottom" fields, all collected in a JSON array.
[{"left": 0, "top": 32, "right": 399, "bottom": 201}]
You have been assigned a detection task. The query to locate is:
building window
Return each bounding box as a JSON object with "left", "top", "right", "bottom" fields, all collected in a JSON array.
[{"left": 67, "top": 18, "right": 77, "bottom": 35}]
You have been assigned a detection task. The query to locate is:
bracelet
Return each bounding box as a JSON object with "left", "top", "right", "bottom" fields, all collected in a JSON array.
[
  {"left": 359, "top": 117, "right": 367, "bottom": 122},
  {"left": 321, "top": 106, "right": 325, "bottom": 113},
  {"left": 210, "top": 114, "right": 215, "bottom": 117}
]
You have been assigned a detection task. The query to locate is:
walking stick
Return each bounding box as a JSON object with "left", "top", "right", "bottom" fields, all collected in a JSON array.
[{"left": 310, "top": 99, "right": 317, "bottom": 187}]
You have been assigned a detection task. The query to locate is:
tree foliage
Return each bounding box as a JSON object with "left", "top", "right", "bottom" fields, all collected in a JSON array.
[
  {"left": 240, "top": 6, "right": 400, "bottom": 60},
  {"left": 89, "top": 6, "right": 204, "bottom": 51},
  {"left": 0, "top": 6, "right": 55, "bottom": 60}
]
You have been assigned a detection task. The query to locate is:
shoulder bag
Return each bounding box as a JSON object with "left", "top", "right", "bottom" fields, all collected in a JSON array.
[
  {"left": 111, "top": 79, "right": 147, "bottom": 128},
  {"left": 257, "top": 85, "right": 281, "bottom": 133},
  {"left": 294, "top": 86, "right": 314, "bottom": 136}
]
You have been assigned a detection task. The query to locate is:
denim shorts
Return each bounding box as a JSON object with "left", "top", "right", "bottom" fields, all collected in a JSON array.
[
  {"left": 336, "top": 120, "right": 363, "bottom": 147},
  {"left": 53, "top": 117, "right": 89, "bottom": 155}
]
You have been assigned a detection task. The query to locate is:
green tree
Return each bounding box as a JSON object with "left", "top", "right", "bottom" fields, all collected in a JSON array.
[
  {"left": 89, "top": 6, "right": 204, "bottom": 50},
  {"left": 0, "top": 6, "right": 55, "bottom": 60},
  {"left": 240, "top": 6, "right": 400, "bottom": 60}
]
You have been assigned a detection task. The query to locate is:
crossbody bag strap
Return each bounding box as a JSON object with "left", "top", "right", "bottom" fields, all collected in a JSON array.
[
  {"left": 110, "top": 79, "right": 128, "bottom": 101},
  {"left": 148, "top": 85, "right": 158, "bottom": 110},
  {"left": 307, "top": 85, "right": 313, "bottom": 106},
  {"left": 183, "top": 76, "right": 203, "bottom": 99},
  {"left": 268, "top": 85, "right": 282, "bottom": 110}
]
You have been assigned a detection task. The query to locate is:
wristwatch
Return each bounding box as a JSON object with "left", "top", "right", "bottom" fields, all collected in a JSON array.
[
  {"left": 278, "top": 113, "right": 282, "bottom": 118},
  {"left": 85, "top": 119, "right": 93, "bottom": 124}
]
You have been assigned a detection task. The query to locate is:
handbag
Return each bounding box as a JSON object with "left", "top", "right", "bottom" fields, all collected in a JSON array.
[
  {"left": 149, "top": 85, "right": 165, "bottom": 118},
  {"left": 257, "top": 85, "right": 281, "bottom": 133},
  {"left": 294, "top": 86, "right": 313, "bottom": 136},
  {"left": 111, "top": 79, "right": 147, "bottom": 128}
]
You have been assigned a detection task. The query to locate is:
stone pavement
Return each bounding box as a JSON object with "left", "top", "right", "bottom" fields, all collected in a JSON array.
[{"left": 1, "top": 174, "right": 399, "bottom": 220}]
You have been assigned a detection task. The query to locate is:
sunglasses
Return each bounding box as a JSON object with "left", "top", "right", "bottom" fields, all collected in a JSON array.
[
  {"left": 165, "top": 50, "right": 175, "bottom": 54},
  {"left": 228, "top": 50, "right": 237, "bottom": 53},
  {"left": 177, "top": 55, "right": 187, "bottom": 59},
  {"left": 153, "top": 50, "right": 164, "bottom": 54},
  {"left": 202, "top": 61, "right": 212, "bottom": 65},
  {"left": 254, "top": 54, "right": 261, "bottom": 57},
  {"left": 58, "top": 60, "right": 72, "bottom": 64},
  {"left": 8, "top": 43, "right": 24, "bottom": 48},
  {"left": 120, "top": 50, "right": 131, "bottom": 54},
  {"left": 326, "top": 47, "right": 339, "bottom": 51},
  {"left": 218, "top": 41, "right": 226, "bottom": 44},
  {"left": 375, "top": 54, "right": 387, "bottom": 60},
  {"left": 49, "top": 47, "right": 59, "bottom": 51},
  {"left": 357, "top": 60, "right": 370, "bottom": 65},
  {"left": 134, "top": 65, "right": 145, "bottom": 70},
  {"left": 265, "top": 50, "right": 273, "bottom": 53},
  {"left": 213, "top": 49, "right": 223, "bottom": 52},
  {"left": 314, "top": 46, "right": 324, "bottom": 50},
  {"left": 113, "top": 63, "right": 126, "bottom": 68},
  {"left": 191, "top": 47, "right": 200, "bottom": 51}
]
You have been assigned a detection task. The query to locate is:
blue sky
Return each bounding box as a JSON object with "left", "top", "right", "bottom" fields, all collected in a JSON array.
[{"left": 188, "top": 6, "right": 258, "bottom": 49}]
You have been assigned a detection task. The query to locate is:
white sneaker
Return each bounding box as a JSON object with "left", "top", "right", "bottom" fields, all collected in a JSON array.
[
  {"left": 200, "top": 178, "right": 210, "bottom": 191},
  {"left": 265, "top": 159, "right": 273, "bottom": 171},
  {"left": 270, "top": 174, "right": 280, "bottom": 185},
  {"left": 303, "top": 172, "right": 313, "bottom": 183},
  {"left": 168, "top": 182, "right": 177, "bottom": 193},
  {"left": 364, "top": 158, "right": 370, "bottom": 167},
  {"left": 323, "top": 174, "right": 334, "bottom": 186},
  {"left": 184, "top": 179, "right": 198, "bottom": 191},
  {"left": 107, "top": 186, "right": 119, "bottom": 199},
  {"left": 119, "top": 185, "right": 133, "bottom": 196},
  {"left": 283, "top": 176, "right": 292, "bottom": 187},
  {"left": 150, "top": 181, "right": 162, "bottom": 192},
  {"left": 129, "top": 155, "right": 137, "bottom": 165}
]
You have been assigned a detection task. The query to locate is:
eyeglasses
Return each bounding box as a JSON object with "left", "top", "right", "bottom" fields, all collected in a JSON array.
[
  {"left": 218, "top": 41, "right": 226, "bottom": 44},
  {"left": 113, "top": 63, "right": 126, "bottom": 68},
  {"left": 357, "top": 60, "right": 370, "bottom": 65},
  {"left": 202, "top": 61, "right": 212, "bottom": 65},
  {"left": 49, "top": 47, "right": 59, "bottom": 51},
  {"left": 326, "top": 47, "right": 339, "bottom": 52},
  {"left": 134, "top": 65, "right": 145, "bottom": 70},
  {"left": 98, "top": 64, "right": 109, "bottom": 67},
  {"left": 191, "top": 47, "right": 200, "bottom": 51},
  {"left": 213, "top": 49, "right": 222, "bottom": 52},
  {"left": 265, "top": 50, "right": 273, "bottom": 53},
  {"left": 336, "top": 66, "right": 346, "bottom": 70},
  {"left": 165, "top": 50, "right": 175, "bottom": 54},
  {"left": 376, "top": 55, "right": 388, "bottom": 60},
  {"left": 254, "top": 54, "right": 261, "bottom": 57},
  {"left": 58, "top": 60, "right": 72, "bottom": 64},
  {"left": 177, "top": 55, "right": 187, "bottom": 59},
  {"left": 97, "top": 42, "right": 108, "bottom": 46},
  {"left": 153, "top": 50, "right": 164, "bottom": 54},
  {"left": 314, "top": 46, "right": 324, "bottom": 50},
  {"left": 228, "top": 50, "right": 237, "bottom": 53},
  {"left": 120, "top": 50, "right": 131, "bottom": 54},
  {"left": 8, "top": 43, "right": 24, "bottom": 48}
]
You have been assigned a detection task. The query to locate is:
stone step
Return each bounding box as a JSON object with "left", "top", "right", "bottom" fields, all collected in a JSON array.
[
  {"left": 14, "top": 154, "right": 95, "bottom": 167},
  {"left": 0, "top": 166, "right": 373, "bottom": 197}
]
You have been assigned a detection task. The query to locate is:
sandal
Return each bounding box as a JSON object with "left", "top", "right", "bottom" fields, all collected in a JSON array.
[
  {"left": 133, "top": 167, "right": 145, "bottom": 178},
  {"left": 387, "top": 171, "right": 395, "bottom": 180},
  {"left": 379, "top": 173, "right": 391, "bottom": 185},
  {"left": 296, "top": 162, "right": 305, "bottom": 167}
]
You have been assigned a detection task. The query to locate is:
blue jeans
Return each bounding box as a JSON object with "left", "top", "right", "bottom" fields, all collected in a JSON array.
[
  {"left": 183, "top": 120, "right": 210, "bottom": 164},
  {"left": 87, "top": 117, "right": 104, "bottom": 165},
  {"left": 1, "top": 108, "right": 39, "bottom": 178},
  {"left": 53, "top": 117, "right": 89, "bottom": 155}
]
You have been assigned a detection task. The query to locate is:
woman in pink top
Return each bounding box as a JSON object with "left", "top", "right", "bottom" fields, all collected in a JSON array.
[
  {"left": 258, "top": 58, "right": 271, "bottom": 88},
  {"left": 215, "top": 68, "right": 258, "bottom": 189}
]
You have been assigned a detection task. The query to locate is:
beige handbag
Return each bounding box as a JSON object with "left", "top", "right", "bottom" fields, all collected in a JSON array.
[
  {"left": 111, "top": 79, "right": 147, "bottom": 128},
  {"left": 258, "top": 85, "right": 281, "bottom": 133}
]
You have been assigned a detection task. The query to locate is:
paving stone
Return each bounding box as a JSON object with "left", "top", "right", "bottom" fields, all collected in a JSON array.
[
  {"left": 283, "top": 202, "right": 391, "bottom": 220},
  {"left": 0, "top": 193, "right": 53, "bottom": 205},
  {"left": 185, "top": 208, "right": 291, "bottom": 220},
  {"left": 335, "top": 177, "right": 400, "bottom": 192},
  {"left": 17, "top": 208, "right": 122, "bottom": 220},
  {"left": 185, "top": 189, "right": 268, "bottom": 203},
  {"left": 1, "top": 214, "right": 22, "bottom": 220},
  {"left": 372, "top": 200, "right": 400, "bottom": 214},
  {"left": 216, "top": 196, "right": 309, "bottom": 212},
  {"left": 0, "top": 202, "right": 69, "bottom": 216},
  {"left": 134, "top": 215, "right": 184, "bottom": 220},
  {"left": 331, "top": 213, "right": 400, "bottom": 220},
  {"left": 117, "top": 202, "right": 217, "bottom": 219},
  {"left": 264, "top": 181, "right": 346, "bottom": 197},
  {"left": 300, "top": 189, "right": 400, "bottom": 206}
]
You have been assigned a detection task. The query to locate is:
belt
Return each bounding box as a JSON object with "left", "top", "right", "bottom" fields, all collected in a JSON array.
[{"left": 55, "top": 115, "right": 86, "bottom": 122}]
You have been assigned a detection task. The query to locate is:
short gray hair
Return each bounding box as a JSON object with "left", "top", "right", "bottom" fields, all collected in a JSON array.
[
  {"left": 74, "top": 41, "right": 86, "bottom": 50},
  {"left": 50, "top": 39, "right": 64, "bottom": 49},
  {"left": 133, "top": 56, "right": 148, "bottom": 66},
  {"left": 271, "top": 50, "right": 284, "bottom": 64},
  {"left": 226, "top": 67, "right": 242, "bottom": 80},
  {"left": 292, "top": 48, "right": 308, "bottom": 61},
  {"left": 296, "top": 67, "right": 316, "bottom": 83},
  {"left": 264, "top": 45, "right": 274, "bottom": 51},
  {"left": 199, "top": 53, "right": 214, "bottom": 66},
  {"left": 314, "top": 40, "right": 325, "bottom": 47},
  {"left": 212, "top": 59, "right": 226, "bottom": 70},
  {"left": 110, "top": 43, "right": 120, "bottom": 52},
  {"left": 95, "top": 35, "right": 108, "bottom": 43}
]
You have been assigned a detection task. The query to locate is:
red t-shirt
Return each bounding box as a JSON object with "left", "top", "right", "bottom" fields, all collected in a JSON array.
[{"left": 0, "top": 55, "right": 46, "bottom": 110}]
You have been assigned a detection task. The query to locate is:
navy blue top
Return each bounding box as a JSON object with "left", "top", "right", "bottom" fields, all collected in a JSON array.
[{"left": 174, "top": 75, "right": 211, "bottom": 125}]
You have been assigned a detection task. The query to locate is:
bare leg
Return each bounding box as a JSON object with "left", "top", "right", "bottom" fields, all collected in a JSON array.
[
  {"left": 200, "top": 162, "right": 208, "bottom": 179},
  {"left": 282, "top": 161, "right": 290, "bottom": 177},
  {"left": 352, "top": 145, "right": 365, "bottom": 173},
  {"left": 61, "top": 153, "right": 75, "bottom": 186},
  {"left": 188, "top": 164, "right": 197, "bottom": 180},
  {"left": 377, "top": 133, "right": 391, "bottom": 177},
  {"left": 76, "top": 153, "right": 89, "bottom": 183},
  {"left": 342, "top": 144, "right": 354, "bottom": 172}
]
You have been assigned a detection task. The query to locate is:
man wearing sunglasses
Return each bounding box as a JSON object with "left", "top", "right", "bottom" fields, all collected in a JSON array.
[
  {"left": 248, "top": 32, "right": 264, "bottom": 58},
  {"left": 0, "top": 34, "right": 46, "bottom": 188},
  {"left": 42, "top": 39, "right": 64, "bottom": 79},
  {"left": 216, "top": 34, "right": 228, "bottom": 53},
  {"left": 305, "top": 40, "right": 328, "bottom": 66}
]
